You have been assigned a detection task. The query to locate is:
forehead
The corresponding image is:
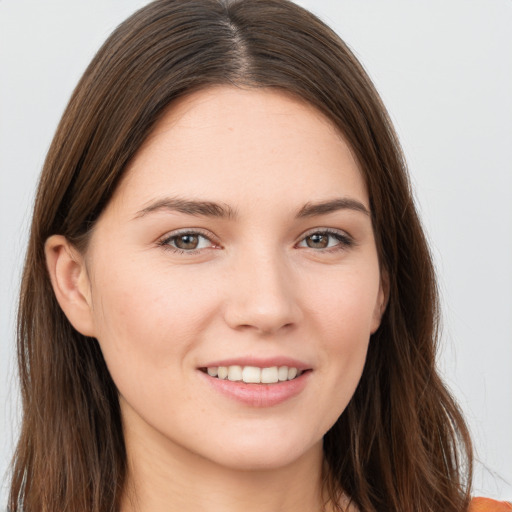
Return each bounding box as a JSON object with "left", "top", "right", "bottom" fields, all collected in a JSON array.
[{"left": 111, "top": 86, "right": 368, "bottom": 214}]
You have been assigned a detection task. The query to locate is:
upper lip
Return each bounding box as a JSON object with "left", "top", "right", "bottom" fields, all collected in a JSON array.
[{"left": 199, "top": 357, "right": 312, "bottom": 371}]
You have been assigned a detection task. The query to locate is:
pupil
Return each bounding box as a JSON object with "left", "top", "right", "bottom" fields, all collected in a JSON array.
[
  {"left": 176, "top": 234, "right": 198, "bottom": 250},
  {"left": 307, "top": 234, "right": 328, "bottom": 248}
]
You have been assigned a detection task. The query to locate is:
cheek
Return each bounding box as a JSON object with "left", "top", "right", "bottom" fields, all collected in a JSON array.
[
  {"left": 307, "top": 266, "right": 380, "bottom": 404},
  {"left": 88, "top": 260, "right": 218, "bottom": 381},
  {"left": 309, "top": 263, "right": 381, "bottom": 340}
]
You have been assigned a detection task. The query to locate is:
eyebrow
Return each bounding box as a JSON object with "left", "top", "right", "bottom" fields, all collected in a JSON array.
[
  {"left": 296, "top": 198, "right": 370, "bottom": 218},
  {"left": 134, "top": 196, "right": 370, "bottom": 220},
  {"left": 134, "top": 197, "right": 237, "bottom": 220}
]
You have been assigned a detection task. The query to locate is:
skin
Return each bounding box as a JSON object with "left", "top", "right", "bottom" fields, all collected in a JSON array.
[{"left": 46, "top": 86, "right": 386, "bottom": 512}]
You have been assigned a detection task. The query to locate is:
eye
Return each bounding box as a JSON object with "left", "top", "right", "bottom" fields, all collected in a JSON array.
[
  {"left": 159, "top": 230, "right": 217, "bottom": 253},
  {"left": 297, "top": 229, "right": 353, "bottom": 250}
]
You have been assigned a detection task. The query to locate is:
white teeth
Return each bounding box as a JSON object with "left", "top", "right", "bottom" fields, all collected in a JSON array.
[
  {"left": 261, "top": 366, "right": 279, "bottom": 383},
  {"left": 242, "top": 366, "right": 261, "bottom": 383},
  {"left": 205, "top": 365, "right": 303, "bottom": 383},
  {"left": 227, "top": 365, "right": 242, "bottom": 381}
]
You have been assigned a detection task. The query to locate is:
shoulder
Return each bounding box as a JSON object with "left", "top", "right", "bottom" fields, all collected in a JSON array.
[{"left": 469, "top": 498, "right": 512, "bottom": 511}]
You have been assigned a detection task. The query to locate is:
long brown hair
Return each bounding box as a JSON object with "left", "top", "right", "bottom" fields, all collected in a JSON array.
[{"left": 9, "top": 1, "right": 472, "bottom": 510}]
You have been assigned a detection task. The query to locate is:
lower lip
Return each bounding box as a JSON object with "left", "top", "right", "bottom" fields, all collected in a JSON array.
[{"left": 199, "top": 370, "right": 311, "bottom": 407}]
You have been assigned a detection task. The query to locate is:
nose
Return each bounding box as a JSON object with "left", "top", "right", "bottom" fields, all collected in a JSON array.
[{"left": 222, "top": 249, "right": 302, "bottom": 336}]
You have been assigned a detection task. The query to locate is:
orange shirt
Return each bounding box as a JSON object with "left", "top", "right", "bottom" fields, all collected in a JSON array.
[{"left": 470, "top": 498, "right": 512, "bottom": 511}]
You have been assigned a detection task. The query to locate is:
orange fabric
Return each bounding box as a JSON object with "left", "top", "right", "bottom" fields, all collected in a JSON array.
[{"left": 469, "top": 497, "right": 512, "bottom": 511}]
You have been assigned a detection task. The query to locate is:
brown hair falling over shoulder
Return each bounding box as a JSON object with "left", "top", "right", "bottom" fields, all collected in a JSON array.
[{"left": 10, "top": 1, "right": 472, "bottom": 511}]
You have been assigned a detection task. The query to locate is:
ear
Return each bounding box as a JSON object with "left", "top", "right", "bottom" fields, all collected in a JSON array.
[
  {"left": 370, "top": 268, "right": 389, "bottom": 334},
  {"left": 45, "top": 235, "right": 96, "bottom": 337}
]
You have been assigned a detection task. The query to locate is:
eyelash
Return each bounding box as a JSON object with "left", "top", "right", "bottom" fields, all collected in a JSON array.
[
  {"left": 157, "top": 229, "right": 218, "bottom": 255},
  {"left": 157, "top": 228, "right": 354, "bottom": 255},
  {"left": 297, "top": 228, "right": 354, "bottom": 252}
]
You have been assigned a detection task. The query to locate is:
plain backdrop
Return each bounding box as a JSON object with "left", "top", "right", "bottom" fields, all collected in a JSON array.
[{"left": 1, "top": 0, "right": 511, "bottom": 505}]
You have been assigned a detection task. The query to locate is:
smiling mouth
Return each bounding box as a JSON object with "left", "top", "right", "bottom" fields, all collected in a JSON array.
[{"left": 200, "top": 365, "right": 306, "bottom": 384}]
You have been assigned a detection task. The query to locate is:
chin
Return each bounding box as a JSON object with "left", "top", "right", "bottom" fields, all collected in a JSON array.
[{"left": 195, "top": 430, "right": 324, "bottom": 472}]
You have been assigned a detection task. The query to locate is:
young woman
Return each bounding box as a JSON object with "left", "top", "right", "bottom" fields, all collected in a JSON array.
[{"left": 7, "top": 1, "right": 511, "bottom": 511}]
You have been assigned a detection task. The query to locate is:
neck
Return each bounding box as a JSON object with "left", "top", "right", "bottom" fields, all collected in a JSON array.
[{"left": 120, "top": 418, "right": 330, "bottom": 512}]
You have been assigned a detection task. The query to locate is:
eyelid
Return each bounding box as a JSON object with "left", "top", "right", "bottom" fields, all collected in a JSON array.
[
  {"left": 295, "top": 227, "right": 354, "bottom": 249},
  {"left": 157, "top": 228, "right": 221, "bottom": 252}
]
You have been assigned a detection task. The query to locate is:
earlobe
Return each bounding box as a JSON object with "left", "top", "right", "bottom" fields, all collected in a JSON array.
[{"left": 45, "top": 235, "right": 96, "bottom": 337}]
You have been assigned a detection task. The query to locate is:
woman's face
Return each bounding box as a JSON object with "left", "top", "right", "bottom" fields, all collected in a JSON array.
[{"left": 81, "top": 86, "right": 386, "bottom": 470}]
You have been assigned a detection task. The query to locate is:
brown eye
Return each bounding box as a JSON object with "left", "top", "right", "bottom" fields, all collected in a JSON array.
[
  {"left": 174, "top": 234, "right": 200, "bottom": 250},
  {"left": 298, "top": 230, "right": 353, "bottom": 251},
  {"left": 305, "top": 233, "right": 329, "bottom": 249},
  {"left": 161, "top": 232, "right": 214, "bottom": 252}
]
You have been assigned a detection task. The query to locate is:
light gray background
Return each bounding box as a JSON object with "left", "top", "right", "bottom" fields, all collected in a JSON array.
[{"left": 1, "top": 0, "right": 511, "bottom": 505}]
